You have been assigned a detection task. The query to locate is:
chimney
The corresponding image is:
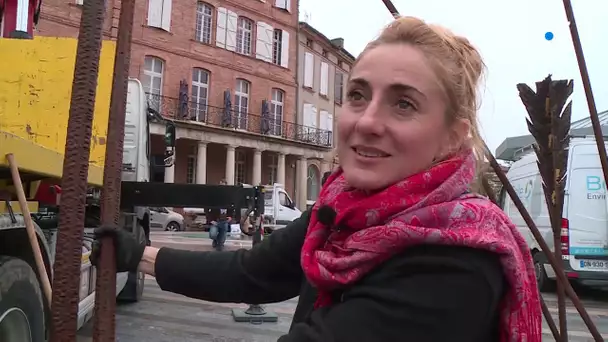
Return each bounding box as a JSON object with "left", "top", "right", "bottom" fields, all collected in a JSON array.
[{"left": 331, "top": 38, "right": 344, "bottom": 48}]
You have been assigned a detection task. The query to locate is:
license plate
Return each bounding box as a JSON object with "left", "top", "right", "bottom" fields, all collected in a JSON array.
[{"left": 579, "top": 259, "right": 608, "bottom": 270}]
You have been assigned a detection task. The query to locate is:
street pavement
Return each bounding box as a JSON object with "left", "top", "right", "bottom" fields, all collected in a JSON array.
[{"left": 76, "top": 231, "right": 608, "bottom": 341}]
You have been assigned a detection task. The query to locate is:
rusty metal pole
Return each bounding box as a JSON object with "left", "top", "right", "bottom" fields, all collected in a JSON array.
[
  {"left": 561, "top": 0, "right": 608, "bottom": 187},
  {"left": 49, "top": 0, "right": 106, "bottom": 339},
  {"left": 91, "top": 0, "right": 136, "bottom": 340}
]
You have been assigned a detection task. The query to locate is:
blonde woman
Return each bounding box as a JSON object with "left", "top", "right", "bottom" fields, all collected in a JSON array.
[{"left": 93, "top": 16, "right": 541, "bottom": 341}]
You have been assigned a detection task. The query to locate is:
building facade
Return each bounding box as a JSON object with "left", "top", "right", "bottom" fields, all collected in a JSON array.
[
  {"left": 297, "top": 22, "right": 355, "bottom": 208},
  {"left": 37, "top": 0, "right": 335, "bottom": 208}
]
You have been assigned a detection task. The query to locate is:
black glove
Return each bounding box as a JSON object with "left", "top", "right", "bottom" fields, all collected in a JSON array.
[{"left": 90, "top": 225, "right": 146, "bottom": 273}]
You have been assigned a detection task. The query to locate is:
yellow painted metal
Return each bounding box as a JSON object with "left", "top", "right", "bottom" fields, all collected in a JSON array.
[
  {"left": 0, "top": 200, "right": 39, "bottom": 214},
  {"left": 1, "top": 133, "right": 105, "bottom": 185},
  {"left": 0, "top": 37, "right": 117, "bottom": 186}
]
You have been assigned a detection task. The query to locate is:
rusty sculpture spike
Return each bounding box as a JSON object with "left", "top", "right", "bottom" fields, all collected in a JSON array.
[
  {"left": 49, "top": 0, "right": 107, "bottom": 339},
  {"left": 91, "top": 0, "right": 137, "bottom": 340},
  {"left": 562, "top": 0, "right": 608, "bottom": 190},
  {"left": 517, "top": 75, "right": 573, "bottom": 341}
]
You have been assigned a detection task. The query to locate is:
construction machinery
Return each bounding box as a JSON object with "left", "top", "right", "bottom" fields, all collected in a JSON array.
[
  {"left": 0, "top": 34, "right": 266, "bottom": 339},
  {"left": 0, "top": 35, "right": 178, "bottom": 340}
]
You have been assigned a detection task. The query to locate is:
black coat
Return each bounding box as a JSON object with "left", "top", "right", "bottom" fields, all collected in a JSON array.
[{"left": 155, "top": 210, "right": 506, "bottom": 342}]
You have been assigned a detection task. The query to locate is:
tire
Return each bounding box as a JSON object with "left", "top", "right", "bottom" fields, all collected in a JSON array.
[
  {"left": 117, "top": 222, "right": 146, "bottom": 302},
  {"left": 534, "top": 252, "right": 556, "bottom": 292},
  {"left": 0, "top": 256, "right": 46, "bottom": 342},
  {"left": 166, "top": 221, "right": 180, "bottom": 232}
]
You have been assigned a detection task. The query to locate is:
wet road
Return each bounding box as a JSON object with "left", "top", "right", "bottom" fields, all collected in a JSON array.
[{"left": 77, "top": 231, "right": 608, "bottom": 341}]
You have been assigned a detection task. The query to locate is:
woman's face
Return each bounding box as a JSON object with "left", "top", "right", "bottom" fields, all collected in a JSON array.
[{"left": 338, "top": 43, "right": 468, "bottom": 191}]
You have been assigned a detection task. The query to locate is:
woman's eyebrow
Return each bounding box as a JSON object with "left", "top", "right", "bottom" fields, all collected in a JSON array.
[
  {"left": 388, "top": 84, "right": 426, "bottom": 99},
  {"left": 349, "top": 77, "right": 426, "bottom": 99}
]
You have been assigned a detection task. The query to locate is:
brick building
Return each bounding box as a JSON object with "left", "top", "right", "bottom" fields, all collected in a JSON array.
[
  {"left": 297, "top": 22, "right": 355, "bottom": 208},
  {"left": 36, "top": 0, "right": 333, "bottom": 207}
]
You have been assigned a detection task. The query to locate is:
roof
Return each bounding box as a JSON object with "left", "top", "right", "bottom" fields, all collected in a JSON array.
[
  {"left": 298, "top": 22, "right": 356, "bottom": 62},
  {"left": 495, "top": 109, "right": 608, "bottom": 161}
]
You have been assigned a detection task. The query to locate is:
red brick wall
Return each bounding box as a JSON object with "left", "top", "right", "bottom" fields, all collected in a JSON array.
[{"left": 37, "top": 0, "right": 299, "bottom": 122}]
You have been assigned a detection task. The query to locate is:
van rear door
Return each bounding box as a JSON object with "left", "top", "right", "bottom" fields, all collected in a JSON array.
[{"left": 567, "top": 142, "right": 608, "bottom": 272}]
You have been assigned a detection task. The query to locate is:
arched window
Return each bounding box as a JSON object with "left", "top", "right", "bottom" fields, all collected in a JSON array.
[
  {"left": 195, "top": 2, "right": 213, "bottom": 44},
  {"left": 142, "top": 56, "right": 164, "bottom": 111},
  {"left": 307, "top": 164, "right": 320, "bottom": 201},
  {"left": 270, "top": 88, "right": 284, "bottom": 136},
  {"left": 234, "top": 79, "right": 250, "bottom": 130},
  {"left": 236, "top": 17, "right": 253, "bottom": 55},
  {"left": 191, "top": 68, "right": 210, "bottom": 121}
]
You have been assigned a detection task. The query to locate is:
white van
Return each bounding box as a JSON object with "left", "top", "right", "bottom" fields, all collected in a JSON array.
[
  {"left": 237, "top": 183, "right": 301, "bottom": 231},
  {"left": 262, "top": 183, "right": 301, "bottom": 230},
  {"left": 502, "top": 137, "right": 608, "bottom": 291}
]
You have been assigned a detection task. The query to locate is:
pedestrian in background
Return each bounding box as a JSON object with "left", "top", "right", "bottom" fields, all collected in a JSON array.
[
  {"left": 208, "top": 179, "right": 232, "bottom": 250},
  {"left": 92, "top": 16, "right": 541, "bottom": 341}
]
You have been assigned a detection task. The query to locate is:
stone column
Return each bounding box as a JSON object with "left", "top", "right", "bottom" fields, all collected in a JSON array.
[
  {"left": 195, "top": 142, "right": 207, "bottom": 184},
  {"left": 252, "top": 149, "right": 262, "bottom": 185},
  {"left": 164, "top": 148, "right": 175, "bottom": 183},
  {"left": 225, "top": 145, "right": 236, "bottom": 185},
  {"left": 277, "top": 152, "right": 286, "bottom": 185},
  {"left": 297, "top": 156, "right": 308, "bottom": 211}
]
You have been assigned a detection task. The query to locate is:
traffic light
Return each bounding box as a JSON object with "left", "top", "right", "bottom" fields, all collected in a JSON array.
[{"left": 164, "top": 122, "right": 176, "bottom": 148}]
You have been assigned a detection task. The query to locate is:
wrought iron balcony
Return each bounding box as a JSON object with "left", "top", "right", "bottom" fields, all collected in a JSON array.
[{"left": 146, "top": 93, "right": 333, "bottom": 148}]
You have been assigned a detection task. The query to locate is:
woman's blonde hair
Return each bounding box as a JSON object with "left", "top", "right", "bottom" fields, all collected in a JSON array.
[{"left": 354, "top": 16, "right": 487, "bottom": 185}]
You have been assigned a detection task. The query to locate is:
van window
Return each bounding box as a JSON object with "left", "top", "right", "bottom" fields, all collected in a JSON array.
[
  {"left": 279, "top": 192, "right": 292, "bottom": 207},
  {"left": 506, "top": 174, "right": 545, "bottom": 221}
]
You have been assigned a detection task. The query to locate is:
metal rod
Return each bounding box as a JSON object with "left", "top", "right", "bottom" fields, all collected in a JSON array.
[
  {"left": 485, "top": 144, "right": 603, "bottom": 341},
  {"left": 91, "top": 0, "right": 136, "bottom": 339},
  {"left": 49, "top": 0, "right": 107, "bottom": 338},
  {"left": 541, "top": 295, "right": 561, "bottom": 341},
  {"left": 6, "top": 154, "right": 53, "bottom": 309},
  {"left": 561, "top": 0, "right": 608, "bottom": 187},
  {"left": 381, "top": 0, "right": 400, "bottom": 18}
]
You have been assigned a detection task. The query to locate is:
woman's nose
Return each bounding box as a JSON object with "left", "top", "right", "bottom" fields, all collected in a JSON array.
[{"left": 355, "top": 101, "right": 385, "bottom": 136}]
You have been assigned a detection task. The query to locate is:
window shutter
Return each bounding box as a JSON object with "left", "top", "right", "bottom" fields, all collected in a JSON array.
[
  {"left": 320, "top": 62, "right": 329, "bottom": 96},
  {"left": 160, "top": 0, "right": 172, "bottom": 31},
  {"left": 319, "top": 110, "right": 328, "bottom": 130},
  {"left": 280, "top": 30, "right": 289, "bottom": 68},
  {"left": 327, "top": 112, "right": 334, "bottom": 146},
  {"left": 310, "top": 105, "right": 318, "bottom": 128},
  {"left": 334, "top": 72, "right": 343, "bottom": 104},
  {"left": 302, "top": 103, "right": 311, "bottom": 126},
  {"left": 256, "top": 22, "right": 268, "bottom": 61},
  {"left": 216, "top": 7, "right": 227, "bottom": 48},
  {"left": 226, "top": 10, "right": 238, "bottom": 52},
  {"left": 255, "top": 22, "right": 273, "bottom": 62},
  {"left": 275, "top": 0, "right": 286, "bottom": 9},
  {"left": 304, "top": 52, "right": 313, "bottom": 88},
  {"left": 264, "top": 25, "right": 274, "bottom": 62},
  {"left": 147, "top": 0, "right": 163, "bottom": 27}
]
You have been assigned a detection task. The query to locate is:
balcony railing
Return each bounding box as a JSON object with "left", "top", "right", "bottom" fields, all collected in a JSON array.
[{"left": 146, "top": 93, "right": 333, "bottom": 148}]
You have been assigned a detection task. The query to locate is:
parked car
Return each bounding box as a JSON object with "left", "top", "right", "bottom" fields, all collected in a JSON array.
[{"left": 149, "top": 207, "right": 184, "bottom": 231}]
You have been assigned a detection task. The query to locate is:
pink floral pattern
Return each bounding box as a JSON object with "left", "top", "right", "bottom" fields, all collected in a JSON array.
[{"left": 301, "top": 150, "right": 542, "bottom": 342}]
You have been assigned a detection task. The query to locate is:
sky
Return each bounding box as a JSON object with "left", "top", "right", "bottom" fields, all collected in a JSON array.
[{"left": 298, "top": 0, "right": 608, "bottom": 154}]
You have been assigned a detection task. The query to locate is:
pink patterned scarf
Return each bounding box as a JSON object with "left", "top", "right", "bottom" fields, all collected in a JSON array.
[{"left": 300, "top": 150, "right": 542, "bottom": 341}]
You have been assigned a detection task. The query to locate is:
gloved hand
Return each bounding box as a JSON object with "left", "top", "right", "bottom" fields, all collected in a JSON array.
[{"left": 90, "top": 225, "right": 146, "bottom": 273}]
